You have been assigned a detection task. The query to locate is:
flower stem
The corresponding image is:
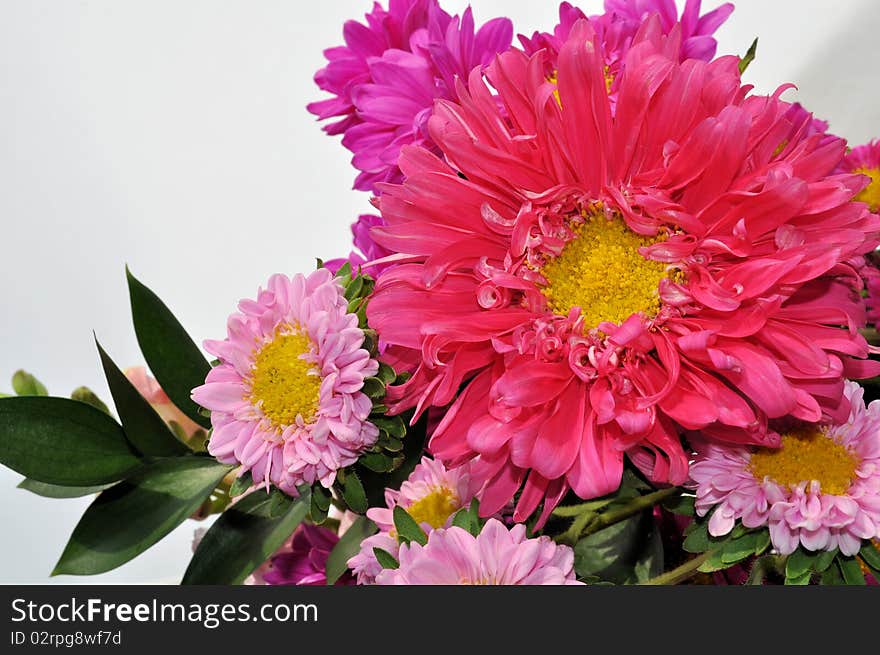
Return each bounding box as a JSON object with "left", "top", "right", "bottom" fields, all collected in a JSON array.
[{"left": 644, "top": 553, "right": 709, "bottom": 586}]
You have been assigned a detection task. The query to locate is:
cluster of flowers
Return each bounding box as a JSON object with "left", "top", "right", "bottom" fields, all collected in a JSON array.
[{"left": 32, "top": 0, "right": 880, "bottom": 586}]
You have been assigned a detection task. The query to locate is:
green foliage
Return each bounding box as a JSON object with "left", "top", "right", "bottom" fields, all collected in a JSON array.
[
  {"left": 373, "top": 548, "right": 400, "bottom": 570},
  {"left": 325, "top": 516, "right": 377, "bottom": 585},
  {"left": 126, "top": 267, "right": 211, "bottom": 429},
  {"left": 18, "top": 479, "right": 111, "bottom": 499},
  {"left": 451, "top": 499, "right": 482, "bottom": 537},
  {"left": 0, "top": 396, "right": 141, "bottom": 486},
  {"left": 12, "top": 370, "right": 48, "bottom": 396},
  {"left": 393, "top": 506, "right": 428, "bottom": 546},
  {"left": 53, "top": 457, "right": 232, "bottom": 575},
  {"left": 837, "top": 555, "right": 867, "bottom": 586},
  {"left": 738, "top": 37, "right": 758, "bottom": 74},
  {"left": 228, "top": 472, "right": 252, "bottom": 499},
  {"left": 574, "top": 509, "right": 663, "bottom": 584},
  {"left": 182, "top": 486, "right": 310, "bottom": 584},
  {"left": 70, "top": 387, "right": 111, "bottom": 415},
  {"left": 96, "top": 339, "right": 190, "bottom": 457}
]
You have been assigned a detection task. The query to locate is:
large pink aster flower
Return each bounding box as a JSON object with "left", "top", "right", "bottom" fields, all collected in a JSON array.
[
  {"left": 349, "top": 456, "right": 482, "bottom": 583},
  {"left": 841, "top": 139, "right": 880, "bottom": 212},
  {"left": 309, "top": 0, "right": 512, "bottom": 192},
  {"left": 520, "top": 0, "right": 733, "bottom": 94},
  {"left": 192, "top": 269, "right": 379, "bottom": 494},
  {"left": 375, "top": 519, "right": 581, "bottom": 585},
  {"left": 690, "top": 381, "right": 880, "bottom": 556},
  {"left": 367, "top": 18, "right": 880, "bottom": 523}
]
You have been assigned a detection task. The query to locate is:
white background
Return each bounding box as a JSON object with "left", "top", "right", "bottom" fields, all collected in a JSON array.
[{"left": 1, "top": 0, "right": 878, "bottom": 584}]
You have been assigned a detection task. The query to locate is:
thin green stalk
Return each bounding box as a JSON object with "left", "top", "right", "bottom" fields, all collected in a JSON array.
[{"left": 644, "top": 553, "right": 709, "bottom": 586}]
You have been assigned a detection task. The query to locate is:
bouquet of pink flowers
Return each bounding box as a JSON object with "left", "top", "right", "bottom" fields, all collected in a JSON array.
[{"left": 3, "top": 0, "right": 880, "bottom": 587}]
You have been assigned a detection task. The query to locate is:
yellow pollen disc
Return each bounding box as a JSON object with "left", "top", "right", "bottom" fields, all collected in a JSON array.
[
  {"left": 248, "top": 327, "right": 321, "bottom": 427},
  {"left": 854, "top": 166, "right": 880, "bottom": 212},
  {"left": 540, "top": 214, "right": 674, "bottom": 327},
  {"left": 749, "top": 427, "right": 859, "bottom": 496},
  {"left": 406, "top": 487, "right": 460, "bottom": 530}
]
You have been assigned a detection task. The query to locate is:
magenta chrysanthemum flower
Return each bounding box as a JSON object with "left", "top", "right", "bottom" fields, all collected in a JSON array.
[
  {"left": 520, "top": 0, "right": 733, "bottom": 96},
  {"left": 325, "top": 214, "right": 394, "bottom": 276},
  {"left": 690, "top": 381, "right": 880, "bottom": 556},
  {"left": 862, "top": 260, "right": 880, "bottom": 326},
  {"left": 251, "top": 524, "right": 353, "bottom": 586},
  {"left": 349, "top": 456, "right": 482, "bottom": 584},
  {"left": 366, "top": 18, "right": 880, "bottom": 523},
  {"left": 374, "top": 518, "right": 582, "bottom": 585},
  {"left": 308, "top": 0, "right": 513, "bottom": 192},
  {"left": 192, "top": 269, "right": 379, "bottom": 494},
  {"left": 842, "top": 139, "right": 880, "bottom": 212}
]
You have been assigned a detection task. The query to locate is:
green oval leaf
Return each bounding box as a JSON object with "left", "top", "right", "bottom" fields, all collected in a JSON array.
[
  {"left": 0, "top": 396, "right": 141, "bottom": 485},
  {"left": 373, "top": 547, "right": 400, "bottom": 570},
  {"left": 96, "top": 339, "right": 190, "bottom": 457},
  {"left": 340, "top": 471, "right": 368, "bottom": 514},
  {"left": 126, "top": 267, "right": 211, "bottom": 429},
  {"left": 53, "top": 457, "right": 232, "bottom": 575},
  {"left": 18, "top": 478, "right": 112, "bottom": 499},
  {"left": 325, "top": 515, "right": 377, "bottom": 585},
  {"left": 837, "top": 556, "right": 867, "bottom": 586},
  {"left": 12, "top": 370, "right": 48, "bottom": 396},
  {"left": 393, "top": 506, "right": 427, "bottom": 546},
  {"left": 182, "top": 487, "right": 310, "bottom": 584}
]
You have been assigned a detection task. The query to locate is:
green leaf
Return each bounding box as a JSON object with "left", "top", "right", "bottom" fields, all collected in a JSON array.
[
  {"left": 0, "top": 396, "right": 141, "bottom": 486},
  {"left": 182, "top": 486, "right": 310, "bottom": 584},
  {"left": 54, "top": 457, "right": 232, "bottom": 575},
  {"left": 96, "top": 339, "right": 190, "bottom": 457},
  {"left": 820, "top": 561, "right": 844, "bottom": 585},
  {"left": 343, "top": 275, "right": 364, "bottom": 301},
  {"left": 814, "top": 548, "right": 838, "bottom": 572},
  {"left": 785, "top": 547, "right": 815, "bottom": 580},
  {"left": 451, "top": 499, "right": 481, "bottom": 537},
  {"left": 860, "top": 541, "right": 880, "bottom": 571},
  {"left": 70, "top": 387, "right": 111, "bottom": 415},
  {"left": 126, "top": 267, "right": 211, "bottom": 430},
  {"left": 738, "top": 37, "right": 758, "bottom": 74},
  {"left": 837, "top": 556, "right": 867, "bottom": 586},
  {"left": 373, "top": 547, "right": 399, "bottom": 570},
  {"left": 325, "top": 516, "right": 377, "bottom": 585},
  {"left": 18, "top": 478, "right": 111, "bottom": 499},
  {"left": 340, "top": 471, "right": 368, "bottom": 514},
  {"left": 359, "top": 451, "right": 396, "bottom": 473},
  {"left": 719, "top": 530, "right": 766, "bottom": 565},
  {"left": 228, "top": 473, "right": 252, "bottom": 498},
  {"left": 393, "top": 506, "right": 427, "bottom": 546},
  {"left": 574, "top": 510, "right": 663, "bottom": 584},
  {"left": 661, "top": 493, "right": 695, "bottom": 516},
  {"left": 361, "top": 377, "right": 385, "bottom": 400},
  {"left": 784, "top": 571, "right": 812, "bottom": 585},
  {"left": 371, "top": 416, "right": 405, "bottom": 439},
  {"left": 682, "top": 519, "right": 711, "bottom": 554},
  {"left": 697, "top": 549, "right": 729, "bottom": 573},
  {"left": 12, "top": 370, "right": 48, "bottom": 396},
  {"left": 377, "top": 362, "right": 396, "bottom": 384},
  {"left": 357, "top": 411, "right": 428, "bottom": 507}
]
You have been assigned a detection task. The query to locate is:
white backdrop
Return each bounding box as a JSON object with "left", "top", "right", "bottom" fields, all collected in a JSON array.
[{"left": 1, "top": 0, "right": 878, "bottom": 584}]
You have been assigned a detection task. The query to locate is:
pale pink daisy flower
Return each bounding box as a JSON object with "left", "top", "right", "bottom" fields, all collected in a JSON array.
[
  {"left": 375, "top": 518, "right": 583, "bottom": 585},
  {"left": 192, "top": 268, "right": 379, "bottom": 494},
  {"left": 349, "top": 456, "right": 482, "bottom": 584},
  {"left": 690, "top": 380, "right": 880, "bottom": 556}
]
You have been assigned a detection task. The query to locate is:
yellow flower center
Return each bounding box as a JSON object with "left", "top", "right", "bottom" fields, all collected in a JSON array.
[
  {"left": 749, "top": 427, "right": 859, "bottom": 496},
  {"left": 854, "top": 166, "right": 880, "bottom": 212},
  {"left": 406, "top": 487, "right": 460, "bottom": 530},
  {"left": 248, "top": 326, "right": 321, "bottom": 427},
  {"left": 540, "top": 213, "right": 674, "bottom": 328}
]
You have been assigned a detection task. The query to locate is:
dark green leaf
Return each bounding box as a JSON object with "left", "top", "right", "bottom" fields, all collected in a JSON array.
[
  {"left": 340, "top": 471, "right": 368, "bottom": 514},
  {"left": 54, "top": 457, "right": 231, "bottom": 575},
  {"left": 343, "top": 275, "right": 364, "bottom": 301},
  {"left": 70, "top": 387, "right": 110, "bottom": 415},
  {"left": 738, "top": 37, "right": 758, "bottom": 74},
  {"left": 361, "top": 377, "right": 385, "bottom": 400},
  {"left": 18, "top": 478, "right": 111, "bottom": 499},
  {"left": 860, "top": 542, "right": 880, "bottom": 571},
  {"left": 359, "top": 451, "right": 396, "bottom": 473},
  {"left": 393, "top": 506, "right": 427, "bottom": 546},
  {"left": 785, "top": 547, "right": 815, "bottom": 580},
  {"left": 373, "top": 547, "right": 399, "bottom": 570},
  {"left": 182, "top": 486, "right": 310, "bottom": 584},
  {"left": 574, "top": 510, "right": 663, "bottom": 584},
  {"left": 377, "top": 363, "right": 396, "bottom": 384},
  {"left": 0, "top": 396, "right": 141, "bottom": 486},
  {"left": 784, "top": 571, "right": 812, "bottom": 585},
  {"left": 96, "top": 339, "right": 190, "bottom": 457},
  {"left": 126, "top": 267, "right": 211, "bottom": 429},
  {"left": 325, "top": 516, "right": 377, "bottom": 585},
  {"left": 12, "top": 370, "right": 48, "bottom": 396},
  {"left": 814, "top": 548, "right": 838, "bottom": 572},
  {"left": 228, "top": 473, "right": 252, "bottom": 498},
  {"left": 371, "top": 416, "right": 405, "bottom": 439},
  {"left": 837, "top": 556, "right": 867, "bottom": 585},
  {"left": 720, "top": 531, "right": 762, "bottom": 565},
  {"left": 661, "top": 493, "right": 695, "bottom": 516},
  {"left": 697, "top": 549, "right": 729, "bottom": 573},
  {"left": 310, "top": 492, "right": 329, "bottom": 524},
  {"left": 357, "top": 411, "right": 428, "bottom": 507},
  {"left": 820, "top": 561, "right": 844, "bottom": 585},
  {"left": 682, "top": 519, "right": 711, "bottom": 554}
]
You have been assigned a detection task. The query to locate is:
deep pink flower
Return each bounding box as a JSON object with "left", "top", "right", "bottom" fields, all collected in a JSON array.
[
  {"left": 366, "top": 18, "right": 880, "bottom": 524},
  {"left": 374, "top": 518, "right": 582, "bottom": 585},
  {"left": 309, "top": 1, "right": 512, "bottom": 192},
  {"left": 841, "top": 139, "right": 880, "bottom": 212},
  {"left": 251, "top": 524, "right": 353, "bottom": 586},
  {"left": 690, "top": 381, "right": 880, "bottom": 556},
  {"left": 349, "top": 456, "right": 482, "bottom": 584},
  {"left": 520, "top": 0, "right": 733, "bottom": 98},
  {"left": 192, "top": 269, "right": 379, "bottom": 494}
]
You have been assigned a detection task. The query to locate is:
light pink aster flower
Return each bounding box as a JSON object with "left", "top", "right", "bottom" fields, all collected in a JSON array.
[
  {"left": 375, "top": 518, "right": 583, "bottom": 585},
  {"left": 349, "top": 456, "right": 482, "bottom": 584},
  {"left": 192, "top": 269, "right": 379, "bottom": 494},
  {"left": 690, "top": 380, "right": 880, "bottom": 556}
]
